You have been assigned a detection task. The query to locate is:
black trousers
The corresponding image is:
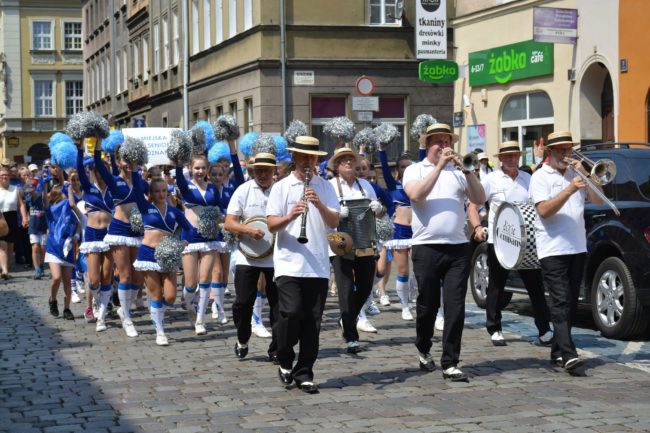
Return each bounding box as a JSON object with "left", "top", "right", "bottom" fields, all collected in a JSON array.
[
  {"left": 412, "top": 243, "right": 470, "bottom": 370},
  {"left": 540, "top": 253, "right": 586, "bottom": 362},
  {"left": 232, "top": 264, "right": 278, "bottom": 356},
  {"left": 15, "top": 226, "right": 32, "bottom": 265},
  {"left": 486, "top": 244, "right": 551, "bottom": 336},
  {"left": 331, "top": 255, "right": 376, "bottom": 343},
  {"left": 275, "top": 276, "right": 328, "bottom": 383}
]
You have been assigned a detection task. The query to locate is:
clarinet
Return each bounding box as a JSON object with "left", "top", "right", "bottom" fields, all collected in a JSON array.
[{"left": 297, "top": 167, "right": 311, "bottom": 244}]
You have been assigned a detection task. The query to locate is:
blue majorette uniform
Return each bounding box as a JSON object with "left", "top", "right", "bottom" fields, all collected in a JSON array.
[
  {"left": 130, "top": 171, "right": 192, "bottom": 272},
  {"left": 213, "top": 154, "right": 245, "bottom": 253},
  {"left": 77, "top": 150, "right": 114, "bottom": 254},
  {"left": 379, "top": 149, "right": 413, "bottom": 250},
  {"left": 93, "top": 149, "right": 148, "bottom": 247}
]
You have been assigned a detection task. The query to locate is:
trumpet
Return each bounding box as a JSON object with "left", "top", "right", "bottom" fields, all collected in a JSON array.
[
  {"left": 564, "top": 152, "right": 620, "bottom": 216},
  {"left": 445, "top": 150, "right": 477, "bottom": 172}
]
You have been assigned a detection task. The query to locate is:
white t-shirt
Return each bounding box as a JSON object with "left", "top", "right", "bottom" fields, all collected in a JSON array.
[
  {"left": 267, "top": 172, "right": 340, "bottom": 279},
  {"left": 529, "top": 163, "right": 587, "bottom": 260},
  {"left": 402, "top": 161, "right": 469, "bottom": 245},
  {"left": 482, "top": 169, "right": 531, "bottom": 245},
  {"left": 227, "top": 179, "right": 273, "bottom": 268}
]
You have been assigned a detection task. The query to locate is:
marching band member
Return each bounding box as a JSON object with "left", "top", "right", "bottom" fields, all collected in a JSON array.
[
  {"left": 75, "top": 147, "right": 115, "bottom": 332},
  {"left": 131, "top": 165, "right": 191, "bottom": 346},
  {"left": 529, "top": 131, "right": 603, "bottom": 372},
  {"left": 225, "top": 150, "right": 279, "bottom": 361},
  {"left": 403, "top": 123, "right": 485, "bottom": 382},
  {"left": 267, "top": 136, "right": 339, "bottom": 394},
  {"left": 94, "top": 146, "right": 148, "bottom": 338},
  {"left": 328, "top": 148, "right": 384, "bottom": 353},
  {"left": 467, "top": 141, "right": 552, "bottom": 346},
  {"left": 175, "top": 155, "right": 220, "bottom": 335}
]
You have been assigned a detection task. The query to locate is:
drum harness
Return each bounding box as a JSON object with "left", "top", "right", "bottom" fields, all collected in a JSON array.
[{"left": 335, "top": 176, "right": 377, "bottom": 259}]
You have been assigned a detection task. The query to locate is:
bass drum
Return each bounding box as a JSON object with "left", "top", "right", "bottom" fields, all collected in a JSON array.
[
  {"left": 237, "top": 216, "right": 275, "bottom": 260},
  {"left": 493, "top": 202, "right": 540, "bottom": 270}
]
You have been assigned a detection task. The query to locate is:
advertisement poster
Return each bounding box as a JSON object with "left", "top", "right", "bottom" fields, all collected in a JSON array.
[
  {"left": 122, "top": 128, "right": 178, "bottom": 167},
  {"left": 415, "top": 0, "right": 447, "bottom": 59},
  {"left": 467, "top": 124, "right": 486, "bottom": 153}
]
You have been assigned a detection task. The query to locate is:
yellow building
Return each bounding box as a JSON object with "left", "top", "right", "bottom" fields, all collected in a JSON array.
[{"left": 0, "top": 0, "right": 83, "bottom": 164}]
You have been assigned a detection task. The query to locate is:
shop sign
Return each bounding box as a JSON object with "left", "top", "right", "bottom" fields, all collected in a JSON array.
[
  {"left": 468, "top": 40, "right": 554, "bottom": 87},
  {"left": 415, "top": 0, "right": 447, "bottom": 59},
  {"left": 418, "top": 60, "right": 458, "bottom": 84},
  {"left": 533, "top": 7, "right": 577, "bottom": 45},
  {"left": 7, "top": 137, "right": 19, "bottom": 147}
]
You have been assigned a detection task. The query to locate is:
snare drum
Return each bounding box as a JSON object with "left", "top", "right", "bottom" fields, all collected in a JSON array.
[
  {"left": 493, "top": 202, "right": 540, "bottom": 270},
  {"left": 237, "top": 216, "right": 275, "bottom": 260}
]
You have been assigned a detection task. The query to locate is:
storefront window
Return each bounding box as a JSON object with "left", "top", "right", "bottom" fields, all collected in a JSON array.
[{"left": 502, "top": 94, "right": 526, "bottom": 122}]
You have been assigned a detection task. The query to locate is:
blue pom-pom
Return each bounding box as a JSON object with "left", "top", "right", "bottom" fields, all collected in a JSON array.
[
  {"left": 239, "top": 132, "right": 259, "bottom": 157},
  {"left": 102, "top": 130, "right": 124, "bottom": 154},
  {"left": 194, "top": 120, "right": 216, "bottom": 151},
  {"left": 51, "top": 142, "right": 78, "bottom": 169},
  {"left": 48, "top": 132, "right": 73, "bottom": 151},
  {"left": 273, "top": 135, "right": 289, "bottom": 159},
  {"left": 277, "top": 153, "right": 293, "bottom": 163},
  {"left": 207, "top": 140, "right": 232, "bottom": 164}
]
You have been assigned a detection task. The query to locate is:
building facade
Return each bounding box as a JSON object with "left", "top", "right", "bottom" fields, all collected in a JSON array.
[
  {"left": 0, "top": 0, "right": 83, "bottom": 163},
  {"left": 451, "top": 0, "right": 632, "bottom": 165},
  {"left": 83, "top": 0, "right": 456, "bottom": 161}
]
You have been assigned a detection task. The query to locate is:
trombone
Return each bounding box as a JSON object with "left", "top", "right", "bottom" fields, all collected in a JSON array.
[{"left": 565, "top": 150, "right": 620, "bottom": 216}]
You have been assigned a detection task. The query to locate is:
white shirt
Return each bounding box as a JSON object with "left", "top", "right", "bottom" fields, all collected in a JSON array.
[
  {"left": 227, "top": 179, "right": 273, "bottom": 268},
  {"left": 482, "top": 169, "right": 531, "bottom": 245},
  {"left": 267, "top": 172, "right": 340, "bottom": 279},
  {"left": 529, "top": 163, "right": 587, "bottom": 260},
  {"left": 402, "top": 161, "right": 469, "bottom": 245}
]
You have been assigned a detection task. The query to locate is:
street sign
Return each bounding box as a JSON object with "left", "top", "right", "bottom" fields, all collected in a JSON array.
[
  {"left": 419, "top": 60, "right": 459, "bottom": 84},
  {"left": 533, "top": 7, "right": 577, "bottom": 45},
  {"left": 453, "top": 111, "right": 464, "bottom": 127},
  {"left": 352, "top": 96, "right": 379, "bottom": 112},
  {"left": 133, "top": 118, "right": 146, "bottom": 128},
  {"left": 294, "top": 71, "right": 314, "bottom": 86},
  {"left": 355, "top": 76, "right": 375, "bottom": 96},
  {"left": 357, "top": 111, "right": 373, "bottom": 122}
]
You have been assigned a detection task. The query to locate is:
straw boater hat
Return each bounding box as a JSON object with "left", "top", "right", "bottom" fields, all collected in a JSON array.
[
  {"left": 287, "top": 135, "right": 328, "bottom": 156},
  {"left": 252, "top": 152, "right": 276, "bottom": 167},
  {"left": 493, "top": 140, "right": 523, "bottom": 157},
  {"left": 545, "top": 131, "right": 579, "bottom": 148},
  {"left": 327, "top": 147, "right": 360, "bottom": 171},
  {"left": 424, "top": 123, "right": 459, "bottom": 143}
]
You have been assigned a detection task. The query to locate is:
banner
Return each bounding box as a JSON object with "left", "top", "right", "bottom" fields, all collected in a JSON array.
[
  {"left": 415, "top": 0, "right": 447, "bottom": 60},
  {"left": 121, "top": 128, "right": 178, "bottom": 167}
]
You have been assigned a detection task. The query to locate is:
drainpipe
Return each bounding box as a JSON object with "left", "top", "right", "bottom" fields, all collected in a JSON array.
[
  {"left": 110, "top": 1, "right": 116, "bottom": 116},
  {"left": 182, "top": 0, "right": 189, "bottom": 129},
  {"left": 280, "top": 0, "right": 287, "bottom": 131}
]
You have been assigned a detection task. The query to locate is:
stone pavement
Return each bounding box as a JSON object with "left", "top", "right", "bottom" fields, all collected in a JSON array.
[{"left": 1, "top": 268, "right": 650, "bottom": 433}]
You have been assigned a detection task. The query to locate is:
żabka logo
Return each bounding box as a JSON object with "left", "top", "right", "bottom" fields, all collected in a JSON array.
[{"left": 421, "top": 0, "right": 441, "bottom": 13}]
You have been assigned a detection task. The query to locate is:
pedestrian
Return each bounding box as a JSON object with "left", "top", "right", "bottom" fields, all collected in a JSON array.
[{"left": 0, "top": 166, "right": 29, "bottom": 279}]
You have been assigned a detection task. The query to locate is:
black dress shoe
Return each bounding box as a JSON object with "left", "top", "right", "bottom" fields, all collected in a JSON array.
[
  {"left": 234, "top": 342, "right": 248, "bottom": 359},
  {"left": 442, "top": 367, "right": 469, "bottom": 382},
  {"left": 278, "top": 367, "right": 293, "bottom": 385},
  {"left": 267, "top": 354, "right": 279, "bottom": 365},
  {"left": 346, "top": 342, "right": 362, "bottom": 354},
  {"left": 296, "top": 381, "right": 319, "bottom": 394},
  {"left": 418, "top": 352, "right": 436, "bottom": 372}
]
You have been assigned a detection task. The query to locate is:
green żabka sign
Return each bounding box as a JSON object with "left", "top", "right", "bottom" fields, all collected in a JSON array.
[
  {"left": 468, "top": 40, "right": 554, "bottom": 86},
  {"left": 419, "top": 60, "right": 459, "bottom": 84}
]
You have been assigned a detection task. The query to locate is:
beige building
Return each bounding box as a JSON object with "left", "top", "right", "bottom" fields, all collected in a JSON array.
[
  {"left": 452, "top": 0, "right": 620, "bottom": 165},
  {"left": 0, "top": 0, "right": 83, "bottom": 163},
  {"left": 84, "top": 0, "right": 456, "bottom": 161}
]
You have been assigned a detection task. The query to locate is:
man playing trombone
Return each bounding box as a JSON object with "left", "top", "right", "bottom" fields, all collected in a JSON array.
[{"left": 529, "top": 131, "right": 605, "bottom": 372}]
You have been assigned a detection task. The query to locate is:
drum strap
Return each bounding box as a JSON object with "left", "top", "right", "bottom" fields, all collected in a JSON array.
[{"left": 335, "top": 176, "right": 366, "bottom": 206}]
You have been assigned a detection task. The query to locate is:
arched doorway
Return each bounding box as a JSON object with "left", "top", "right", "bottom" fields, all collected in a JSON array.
[
  {"left": 27, "top": 143, "right": 50, "bottom": 165},
  {"left": 579, "top": 62, "right": 615, "bottom": 144}
]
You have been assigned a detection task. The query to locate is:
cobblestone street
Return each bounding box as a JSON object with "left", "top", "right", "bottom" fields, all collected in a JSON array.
[{"left": 1, "top": 268, "right": 649, "bottom": 433}]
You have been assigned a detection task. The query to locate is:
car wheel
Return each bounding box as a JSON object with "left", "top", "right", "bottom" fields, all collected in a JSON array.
[
  {"left": 469, "top": 242, "right": 490, "bottom": 309},
  {"left": 591, "top": 256, "right": 650, "bottom": 339}
]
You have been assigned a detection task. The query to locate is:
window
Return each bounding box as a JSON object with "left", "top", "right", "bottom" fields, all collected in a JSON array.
[
  {"left": 216, "top": 105, "right": 223, "bottom": 116},
  {"left": 116, "top": 53, "right": 121, "bottom": 93},
  {"left": 203, "top": 0, "right": 211, "bottom": 49},
  {"left": 229, "top": 0, "right": 236, "bottom": 38},
  {"left": 105, "top": 58, "right": 111, "bottom": 96},
  {"left": 65, "top": 81, "right": 84, "bottom": 116},
  {"left": 99, "top": 59, "right": 104, "bottom": 98},
  {"left": 310, "top": 96, "right": 347, "bottom": 155},
  {"left": 162, "top": 115, "right": 168, "bottom": 127},
  {"left": 502, "top": 92, "right": 553, "bottom": 122},
  {"left": 192, "top": 0, "right": 199, "bottom": 54},
  {"left": 244, "top": 98, "right": 253, "bottom": 132},
  {"left": 369, "top": 0, "right": 402, "bottom": 25},
  {"left": 32, "top": 21, "right": 53, "bottom": 50},
  {"left": 122, "top": 50, "right": 128, "bottom": 91},
  {"left": 215, "top": 0, "right": 223, "bottom": 43},
  {"left": 372, "top": 96, "right": 406, "bottom": 161},
  {"left": 133, "top": 40, "right": 140, "bottom": 81},
  {"left": 34, "top": 80, "right": 54, "bottom": 116},
  {"left": 63, "top": 22, "right": 82, "bottom": 50},
  {"left": 192, "top": 111, "right": 199, "bottom": 123},
  {"left": 162, "top": 15, "right": 169, "bottom": 69},
  {"left": 229, "top": 101, "right": 237, "bottom": 121},
  {"left": 244, "top": 0, "right": 252, "bottom": 30},
  {"left": 204, "top": 108, "right": 211, "bottom": 122},
  {"left": 142, "top": 34, "right": 149, "bottom": 81},
  {"left": 153, "top": 24, "right": 160, "bottom": 74},
  {"left": 172, "top": 10, "right": 180, "bottom": 65}
]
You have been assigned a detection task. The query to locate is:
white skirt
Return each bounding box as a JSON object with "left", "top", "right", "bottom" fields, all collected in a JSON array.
[
  {"left": 182, "top": 241, "right": 220, "bottom": 255},
  {"left": 383, "top": 238, "right": 412, "bottom": 250},
  {"left": 214, "top": 241, "right": 234, "bottom": 254},
  {"left": 79, "top": 241, "right": 110, "bottom": 254},
  {"left": 44, "top": 253, "right": 74, "bottom": 268},
  {"left": 104, "top": 234, "right": 142, "bottom": 247},
  {"left": 133, "top": 260, "right": 162, "bottom": 272}
]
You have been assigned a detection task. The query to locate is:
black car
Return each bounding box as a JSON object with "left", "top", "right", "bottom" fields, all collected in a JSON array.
[{"left": 469, "top": 143, "right": 650, "bottom": 340}]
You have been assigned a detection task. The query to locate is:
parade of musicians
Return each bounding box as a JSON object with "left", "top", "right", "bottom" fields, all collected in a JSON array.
[{"left": 1, "top": 0, "right": 649, "bottom": 432}]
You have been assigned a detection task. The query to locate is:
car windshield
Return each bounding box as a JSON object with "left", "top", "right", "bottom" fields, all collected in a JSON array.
[{"left": 626, "top": 157, "right": 650, "bottom": 201}]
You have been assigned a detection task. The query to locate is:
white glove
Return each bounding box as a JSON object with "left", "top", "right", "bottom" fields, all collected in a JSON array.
[
  {"left": 369, "top": 200, "right": 383, "bottom": 215},
  {"left": 340, "top": 205, "right": 349, "bottom": 219}
]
